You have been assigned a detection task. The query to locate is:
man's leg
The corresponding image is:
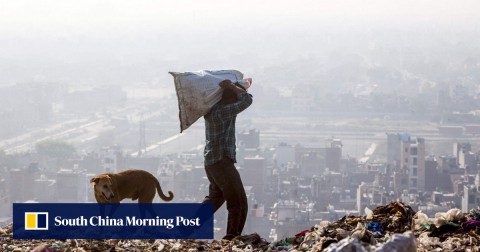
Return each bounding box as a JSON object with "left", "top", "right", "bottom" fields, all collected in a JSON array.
[
  {"left": 237, "top": 189, "right": 248, "bottom": 234},
  {"left": 221, "top": 158, "right": 248, "bottom": 238},
  {"left": 202, "top": 162, "right": 225, "bottom": 212}
]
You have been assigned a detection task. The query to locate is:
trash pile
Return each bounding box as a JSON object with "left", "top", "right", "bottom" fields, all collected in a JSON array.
[
  {"left": 268, "top": 201, "right": 480, "bottom": 252},
  {"left": 2, "top": 201, "right": 480, "bottom": 251}
]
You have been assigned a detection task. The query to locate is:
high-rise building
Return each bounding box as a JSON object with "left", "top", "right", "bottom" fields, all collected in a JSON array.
[
  {"left": 9, "top": 168, "right": 35, "bottom": 202},
  {"left": 387, "top": 133, "right": 426, "bottom": 192},
  {"left": 275, "top": 143, "right": 295, "bottom": 170},
  {"left": 325, "top": 139, "right": 342, "bottom": 172},
  {"left": 237, "top": 129, "right": 260, "bottom": 149},
  {"left": 299, "top": 152, "right": 324, "bottom": 177},
  {"left": 243, "top": 156, "right": 266, "bottom": 201},
  {"left": 386, "top": 133, "right": 410, "bottom": 167},
  {"left": 454, "top": 142, "right": 477, "bottom": 171},
  {"left": 100, "top": 146, "right": 122, "bottom": 173},
  {"left": 462, "top": 171, "right": 480, "bottom": 212},
  {"left": 55, "top": 169, "right": 84, "bottom": 203},
  {"left": 400, "top": 137, "right": 425, "bottom": 192},
  {"left": 356, "top": 182, "right": 386, "bottom": 215}
]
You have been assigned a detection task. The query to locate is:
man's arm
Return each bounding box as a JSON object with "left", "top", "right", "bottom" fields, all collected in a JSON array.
[
  {"left": 219, "top": 79, "right": 248, "bottom": 96},
  {"left": 212, "top": 80, "right": 253, "bottom": 120}
]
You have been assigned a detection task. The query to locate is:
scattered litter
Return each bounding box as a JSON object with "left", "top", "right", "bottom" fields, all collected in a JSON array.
[
  {"left": 374, "top": 231, "right": 416, "bottom": 252},
  {"left": 4, "top": 201, "right": 480, "bottom": 251},
  {"left": 323, "top": 237, "right": 368, "bottom": 252}
]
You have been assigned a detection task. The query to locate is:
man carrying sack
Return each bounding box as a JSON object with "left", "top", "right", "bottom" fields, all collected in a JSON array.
[{"left": 202, "top": 78, "right": 253, "bottom": 240}]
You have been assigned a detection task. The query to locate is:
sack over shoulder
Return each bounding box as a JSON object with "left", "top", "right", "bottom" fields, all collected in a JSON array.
[{"left": 170, "top": 70, "right": 244, "bottom": 132}]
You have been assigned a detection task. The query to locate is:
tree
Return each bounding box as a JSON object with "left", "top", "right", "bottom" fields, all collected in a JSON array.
[{"left": 35, "top": 140, "right": 76, "bottom": 159}]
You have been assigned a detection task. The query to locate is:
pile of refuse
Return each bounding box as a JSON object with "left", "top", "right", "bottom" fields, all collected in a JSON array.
[{"left": 2, "top": 201, "right": 480, "bottom": 251}]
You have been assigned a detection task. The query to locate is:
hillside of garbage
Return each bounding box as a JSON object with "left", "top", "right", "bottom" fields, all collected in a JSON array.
[{"left": 2, "top": 201, "right": 480, "bottom": 251}]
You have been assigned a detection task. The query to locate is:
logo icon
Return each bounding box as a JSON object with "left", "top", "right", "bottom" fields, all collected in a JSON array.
[{"left": 25, "top": 212, "right": 48, "bottom": 230}]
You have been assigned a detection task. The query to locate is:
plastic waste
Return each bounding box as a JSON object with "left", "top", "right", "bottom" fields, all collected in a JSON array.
[
  {"left": 433, "top": 208, "right": 463, "bottom": 227},
  {"left": 336, "top": 228, "right": 351, "bottom": 240},
  {"left": 469, "top": 208, "right": 480, "bottom": 220},
  {"left": 374, "top": 231, "right": 416, "bottom": 252},
  {"left": 365, "top": 207, "right": 373, "bottom": 220},
  {"left": 324, "top": 237, "right": 368, "bottom": 252},
  {"left": 367, "top": 222, "right": 383, "bottom": 238},
  {"left": 461, "top": 219, "right": 480, "bottom": 231},
  {"left": 351, "top": 222, "right": 367, "bottom": 241},
  {"left": 413, "top": 211, "right": 433, "bottom": 231},
  {"left": 417, "top": 232, "right": 442, "bottom": 251}
]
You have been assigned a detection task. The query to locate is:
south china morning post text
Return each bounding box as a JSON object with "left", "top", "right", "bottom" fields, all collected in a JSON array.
[
  {"left": 13, "top": 203, "right": 214, "bottom": 239},
  {"left": 53, "top": 215, "right": 201, "bottom": 229}
]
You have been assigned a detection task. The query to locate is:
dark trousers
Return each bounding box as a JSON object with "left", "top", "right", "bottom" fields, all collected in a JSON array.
[{"left": 203, "top": 157, "right": 248, "bottom": 237}]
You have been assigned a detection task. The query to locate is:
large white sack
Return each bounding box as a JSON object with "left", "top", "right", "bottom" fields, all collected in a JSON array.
[{"left": 170, "top": 70, "right": 247, "bottom": 133}]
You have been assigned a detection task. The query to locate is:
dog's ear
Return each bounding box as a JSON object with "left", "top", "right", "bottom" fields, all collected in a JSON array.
[{"left": 90, "top": 177, "right": 99, "bottom": 184}]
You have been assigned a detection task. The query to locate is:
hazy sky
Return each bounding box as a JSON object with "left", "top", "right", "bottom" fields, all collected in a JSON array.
[
  {"left": 1, "top": 0, "right": 479, "bottom": 86},
  {"left": 1, "top": 0, "right": 479, "bottom": 38}
]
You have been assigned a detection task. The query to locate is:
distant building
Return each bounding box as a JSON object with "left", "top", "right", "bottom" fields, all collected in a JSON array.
[
  {"left": 356, "top": 182, "right": 387, "bottom": 215},
  {"left": 386, "top": 133, "right": 410, "bottom": 167},
  {"left": 424, "top": 159, "right": 438, "bottom": 192},
  {"left": 100, "top": 146, "right": 123, "bottom": 173},
  {"left": 73, "top": 153, "right": 103, "bottom": 174},
  {"left": 9, "top": 168, "right": 36, "bottom": 202},
  {"left": 173, "top": 164, "right": 206, "bottom": 200},
  {"left": 237, "top": 129, "right": 260, "bottom": 149},
  {"left": 454, "top": 142, "right": 478, "bottom": 171},
  {"left": 269, "top": 200, "right": 317, "bottom": 239},
  {"left": 299, "top": 152, "right": 325, "bottom": 177},
  {"left": 461, "top": 172, "right": 480, "bottom": 212},
  {"left": 438, "top": 126, "right": 464, "bottom": 137},
  {"left": 34, "top": 174, "right": 56, "bottom": 202},
  {"left": 275, "top": 143, "right": 295, "bottom": 169},
  {"left": 437, "top": 155, "right": 458, "bottom": 173},
  {"left": 464, "top": 125, "right": 480, "bottom": 136},
  {"left": 243, "top": 156, "right": 266, "bottom": 201},
  {"left": 157, "top": 161, "right": 175, "bottom": 203},
  {"left": 55, "top": 169, "right": 86, "bottom": 203},
  {"left": 400, "top": 136, "right": 426, "bottom": 192},
  {"left": 393, "top": 172, "right": 409, "bottom": 197},
  {"left": 311, "top": 172, "right": 344, "bottom": 210},
  {"left": 387, "top": 133, "right": 426, "bottom": 192},
  {"left": 325, "top": 139, "right": 342, "bottom": 172},
  {"left": 294, "top": 139, "right": 343, "bottom": 175},
  {"left": 86, "top": 173, "right": 97, "bottom": 202}
]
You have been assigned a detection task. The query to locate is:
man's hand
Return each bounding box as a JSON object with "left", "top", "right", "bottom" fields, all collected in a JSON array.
[
  {"left": 219, "top": 79, "right": 233, "bottom": 89},
  {"left": 219, "top": 79, "right": 248, "bottom": 96}
]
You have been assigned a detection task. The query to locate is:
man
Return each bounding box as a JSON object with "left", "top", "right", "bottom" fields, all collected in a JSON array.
[{"left": 202, "top": 79, "right": 253, "bottom": 240}]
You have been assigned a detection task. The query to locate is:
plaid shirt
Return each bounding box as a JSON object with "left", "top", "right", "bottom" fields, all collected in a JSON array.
[{"left": 204, "top": 92, "right": 253, "bottom": 166}]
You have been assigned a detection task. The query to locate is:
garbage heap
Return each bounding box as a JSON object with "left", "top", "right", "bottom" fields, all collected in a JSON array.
[
  {"left": 2, "top": 201, "right": 480, "bottom": 251},
  {"left": 269, "top": 201, "right": 480, "bottom": 252}
]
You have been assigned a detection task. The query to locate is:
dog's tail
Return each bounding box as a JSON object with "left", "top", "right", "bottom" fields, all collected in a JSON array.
[{"left": 155, "top": 179, "right": 174, "bottom": 201}]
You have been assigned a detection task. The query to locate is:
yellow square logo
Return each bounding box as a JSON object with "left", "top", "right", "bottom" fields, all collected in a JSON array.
[{"left": 25, "top": 212, "right": 49, "bottom": 230}]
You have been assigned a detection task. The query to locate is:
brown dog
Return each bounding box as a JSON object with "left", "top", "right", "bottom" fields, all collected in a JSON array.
[{"left": 90, "top": 169, "right": 173, "bottom": 203}]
